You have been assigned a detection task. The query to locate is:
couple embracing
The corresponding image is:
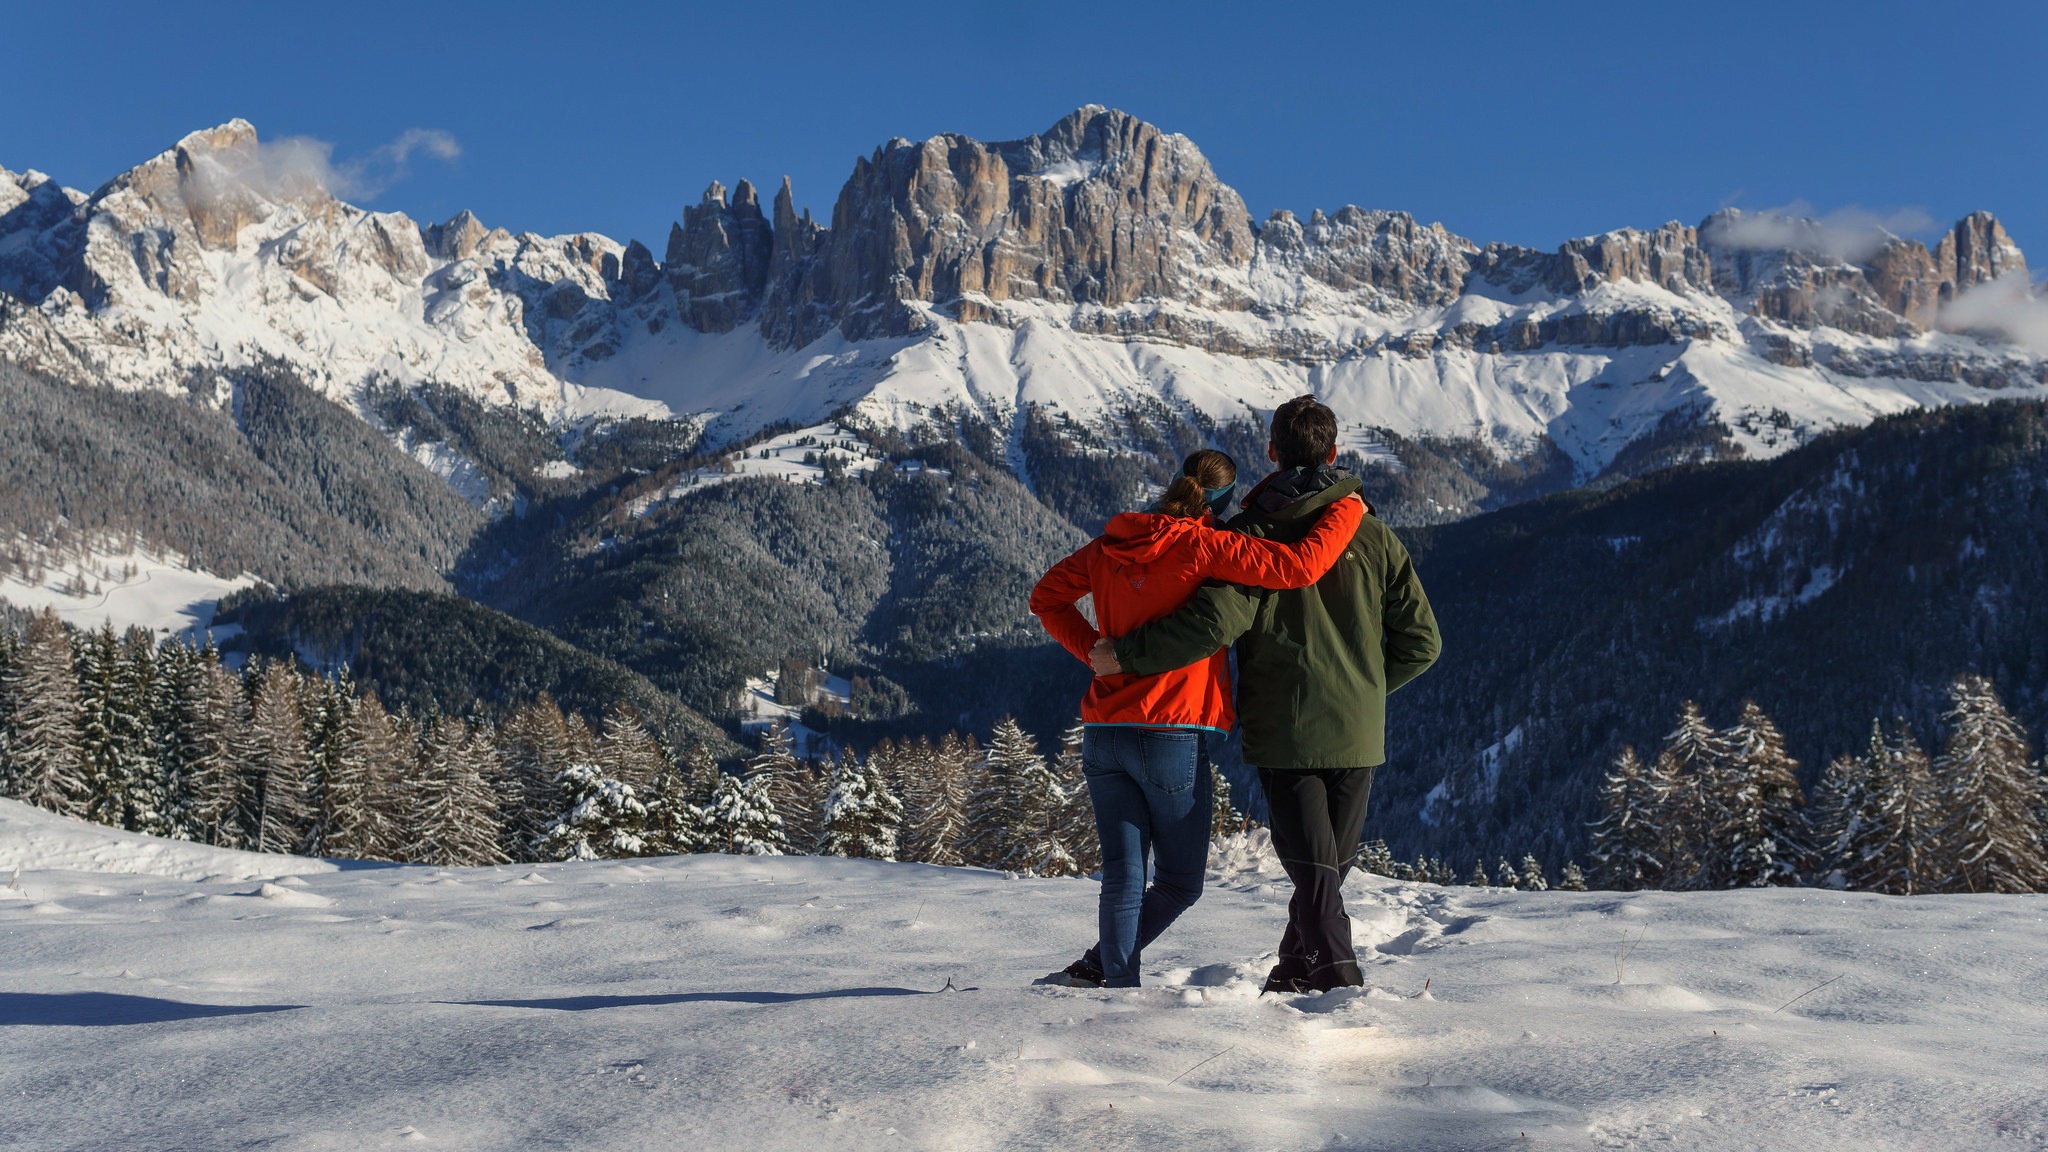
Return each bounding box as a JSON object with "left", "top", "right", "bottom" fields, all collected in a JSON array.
[{"left": 1030, "top": 395, "right": 1441, "bottom": 994}]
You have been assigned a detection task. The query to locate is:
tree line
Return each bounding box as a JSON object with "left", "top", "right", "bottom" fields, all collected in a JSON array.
[
  {"left": 0, "top": 608, "right": 1253, "bottom": 872},
  {"left": 1588, "top": 675, "right": 2048, "bottom": 894}
]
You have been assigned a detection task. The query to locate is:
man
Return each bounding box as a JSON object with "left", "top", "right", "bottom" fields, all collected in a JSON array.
[{"left": 1089, "top": 395, "right": 1440, "bottom": 993}]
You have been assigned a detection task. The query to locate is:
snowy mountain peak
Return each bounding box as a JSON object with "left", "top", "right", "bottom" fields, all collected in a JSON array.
[{"left": 2, "top": 110, "right": 2045, "bottom": 504}]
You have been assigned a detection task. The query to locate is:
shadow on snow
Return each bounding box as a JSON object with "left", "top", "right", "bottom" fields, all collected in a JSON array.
[{"left": 0, "top": 992, "right": 305, "bottom": 1026}]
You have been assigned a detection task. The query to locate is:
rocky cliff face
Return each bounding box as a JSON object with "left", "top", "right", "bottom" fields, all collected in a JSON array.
[{"left": 2, "top": 107, "right": 2044, "bottom": 496}]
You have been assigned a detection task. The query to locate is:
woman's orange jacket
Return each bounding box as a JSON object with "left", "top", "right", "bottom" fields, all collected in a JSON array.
[{"left": 1029, "top": 497, "right": 1363, "bottom": 733}]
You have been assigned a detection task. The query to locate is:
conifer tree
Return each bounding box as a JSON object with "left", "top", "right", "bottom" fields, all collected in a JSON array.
[
  {"left": 679, "top": 742, "right": 724, "bottom": 807},
  {"left": 495, "top": 697, "right": 575, "bottom": 861},
  {"left": 0, "top": 625, "right": 19, "bottom": 792},
  {"left": 745, "top": 724, "right": 823, "bottom": 853},
  {"left": 641, "top": 761, "right": 707, "bottom": 856},
  {"left": 821, "top": 748, "right": 903, "bottom": 860},
  {"left": 241, "top": 660, "right": 312, "bottom": 854},
  {"left": 72, "top": 624, "right": 168, "bottom": 834},
  {"left": 965, "top": 718, "right": 1043, "bottom": 869},
  {"left": 1004, "top": 746, "right": 1078, "bottom": 876},
  {"left": 1808, "top": 726, "right": 1881, "bottom": 887},
  {"left": 174, "top": 654, "right": 249, "bottom": 847},
  {"left": 1931, "top": 675, "right": 2048, "bottom": 893},
  {"left": 703, "top": 772, "right": 785, "bottom": 855},
  {"left": 1495, "top": 856, "right": 1519, "bottom": 889},
  {"left": 1717, "top": 702, "right": 1806, "bottom": 887},
  {"left": 1654, "top": 701, "right": 1726, "bottom": 889},
  {"left": 1854, "top": 721, "right": 1942, "bottom": 894},
  {"left": 1559, "top": 860, "right": 1588, "bottom": 891},
  {"left": 596, "top": 704, "right": 666, "bottom": 793},
  {"left": 1588, "top": 746, "right": 1663, "bottom": 890},
  {"left": 403, "top": 717, "right": 508, "bottom": 867},
  {"left": 324, "top": 690, "right": 403, "bottom": 860},
  {"left": 536, "top": 762, "right": 648, "bottom": 861},
  {"left": 2, "top": 609, "right": 89, "bottom": 817},
  {"left": 1467, "top": 860, "right": 1489, "bottom": 887},
  {"left": 1051, "top": 723, "right": 1100, "bottom": 874},
  {"left": 300, "top": 671, "right": 353, "bottom": 857},
  {"left": 902, "top": 735, "right": 972, "bottom": 866},
  {"left": 1519, "top": 854, "right": 1549, "bottom": 891},
  {"left": 1355, "top": 839, "right": 1395, "bottom": 876},
  {"left": 1211, "top": 763, "right": 1241, "bottom": 839}
]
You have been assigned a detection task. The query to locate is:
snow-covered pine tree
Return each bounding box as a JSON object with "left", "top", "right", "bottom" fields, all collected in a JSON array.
[
  {"left": 240, "top": 660, "right": 313, "bottom": 854},
  {"left": 703, "top": 772, "right": 785, "bottom": 855},
  {"left": 596, "top": 704, "right": 666, "bottom": 793},
  {"left": 1004, "top": 746, "right": 1079, "bottom": 876},
  {"left": 1495, "top": 856, "right": 1519, "bottom": 889},
  {"left": 1518, "top": 854, "right": 1550, "bottom": 891},
  {"left": 535, "top": 760, "right": 649, "bottom": 861},
  {"left": 745, "top": 724, "right": 823, "bottom": 853},
  {"left": 0, "top": 624, "right": 18, "bottom": 793},
  {"left": 1588, "top": 745, "right": 1663, "bottom": 890},
  {"left": 76, "top": 622, "right": 126, "bottom": 828},
  {"left": 821, "top": 748, "right": 904, "bottom": 860},
  {"left": 1467, "top": 860, "right": 1489, "bottom": 887},
  {"left": 1931, "top": 675, "right": 2048, "bottom": 893},
  {"left": 1, "top": 609, "right": 89, "bottom": 817},
  {"left": 1716, "top": 701, "right": 1806, "bottom": 887},
  {"left": 1356, "top": 840, "right": 1395, "bottom": 876},
  {"left": 1654, "top": 700, "right": 1726, "bottom": 889},
  {"left": 404, "top": 716, "right": 508, "bottom": 867},
  {"left": 300, "top": 671, "right": 353, "bottom": 857},
  {"left": 115, "top": 626, "right": 170, "bottom": 835},
  {"left": 1559, "top": 860, "right": 1588, "bottom": 891},
  {"left": 1051, "top": 723, "right": 1100, "bottom": 874},
  {"left": 169, "top": 651, "right": 248, "bottom": 846},
  {"left": 965, "top": 717, "right": 1042, "bottom": 869},
  {"left": 1849, "top": 721, "right": 1941, "bottom": 894},
  {"left": 901, "top": 735, "right": 972, "bottom": 866},
  {"left": 678, "top": 742, "right": 724, "bottom": 807},
  {"left": 493, "top": 697, "right": 575, "bottom": 862},
  {"left": 639, "top": 759, "right": 705, "bottom": 857},
  {"left": 320, "top": 690, "right": 403, "bottom": 860},
  {"left": 1810, "top": 746, "right": 1875, "bottom": 889},
  {"left": 1211, "top": 763, "right": 1240, "bottom": 839}
]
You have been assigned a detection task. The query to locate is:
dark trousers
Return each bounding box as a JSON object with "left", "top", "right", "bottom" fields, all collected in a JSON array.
[{"left": 1258, "top": 765, "right": 1376, "bottom": 991}]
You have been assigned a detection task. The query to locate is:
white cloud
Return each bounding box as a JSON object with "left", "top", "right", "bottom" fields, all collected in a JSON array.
[
  {"left": 1942, "top": 272, "right": 2048, "bottom": 355},
  {"left": 208, "top": 128, "right": 462, "bottom": 204},
  {"left": 1706, "top": 200, "right": 1935, "bottom": 263}
]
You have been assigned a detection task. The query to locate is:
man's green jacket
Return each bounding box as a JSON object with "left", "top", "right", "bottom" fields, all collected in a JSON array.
[{"left": 1112, "top": 467, "right": 1441, "bottom": 770}]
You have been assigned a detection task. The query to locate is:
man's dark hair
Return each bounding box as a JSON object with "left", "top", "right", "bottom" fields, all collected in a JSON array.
[{"left": 1270, "top": 395, "right": 1338, "bottom": 470}]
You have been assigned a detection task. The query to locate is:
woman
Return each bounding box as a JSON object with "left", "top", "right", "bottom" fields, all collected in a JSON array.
[{"left": 1029, "top": 449, "right": 1364, "bottom": 987}]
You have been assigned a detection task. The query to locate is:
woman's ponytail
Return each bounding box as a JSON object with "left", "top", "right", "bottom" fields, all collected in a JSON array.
[
  {"left": 1153, "top": 449, "right": 1238, "bottom": 518},
  {"left": 1155, "top": 475, "right": 1210, "bottom": 518}
]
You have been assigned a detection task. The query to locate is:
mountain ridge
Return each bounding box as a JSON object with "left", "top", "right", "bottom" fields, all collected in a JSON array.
[{"left": 4, "top": 107, "right": 2043, "bottom": 510}]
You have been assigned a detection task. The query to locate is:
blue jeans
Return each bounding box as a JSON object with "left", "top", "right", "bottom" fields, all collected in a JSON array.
[{"left": 1082, "top": 726, "right": 1213, "bottom": 987}]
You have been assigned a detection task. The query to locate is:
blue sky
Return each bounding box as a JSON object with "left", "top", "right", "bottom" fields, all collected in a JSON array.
[{"left": 4, "top": 0, "right": 2044, "bottom": 262}]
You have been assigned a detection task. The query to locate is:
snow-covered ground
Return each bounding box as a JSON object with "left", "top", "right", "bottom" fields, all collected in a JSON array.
[
  {"left": 3, "top": 796, "right": 2044, "bottom": 1150},
  {"left": 0, "top": 539, "right": 255, "bottom": 639},
  {"left": 630, "top": 423, "right": 884, "bottom": 518}
]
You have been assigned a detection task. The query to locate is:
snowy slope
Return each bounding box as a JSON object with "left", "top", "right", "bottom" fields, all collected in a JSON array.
[
  {"left": 0, "top": 539, "right": 255, "bottom": 639},
  {"left": 2, "top": 800, "right": 2042, "bottom": 1150},
  {"left": 0, "top": 798, "right": 334, "bottom": 883}
]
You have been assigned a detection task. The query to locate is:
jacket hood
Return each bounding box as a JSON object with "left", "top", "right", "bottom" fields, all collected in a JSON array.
[
  {"left": 1248, "top": 467, "right": 1364, "bottom": 520},
  {"left": 1100, "top": 511, "right": 1209, "bottom": 564}
]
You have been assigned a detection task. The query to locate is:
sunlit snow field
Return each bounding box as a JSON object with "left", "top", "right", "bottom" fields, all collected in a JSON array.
[{"left": 2, "top": 798, "right": 2043, "bottom": 1151}]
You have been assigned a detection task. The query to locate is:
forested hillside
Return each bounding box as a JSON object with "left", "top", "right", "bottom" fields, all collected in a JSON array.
[
  {"left": 1377, "top": 399, "right": 2048, "bottom": 868},
  {"left": 0, "top": 358, "right": 482, "bottom": 590},
  {"left": 461, "top": 431, "right": 1091, "bottom": 739},
  {"left": 217, "top": 585, "right": 736, "bottom": 757}
]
